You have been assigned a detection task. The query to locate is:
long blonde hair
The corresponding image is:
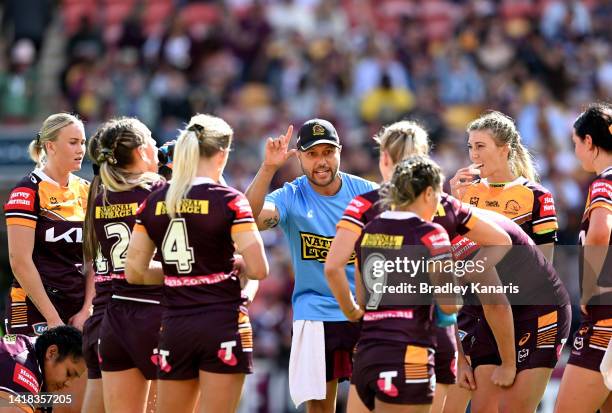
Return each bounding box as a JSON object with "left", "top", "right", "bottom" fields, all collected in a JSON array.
[
  {"left": 83, "top": 117, "right": 160, "bottom": 264},
  {"left": 467, "top": 111, "right": 537, "bottom": 182},
  {"left": 375, "top": 120, "right": 430, "bottom": 164},
  {"left": 165, "top": 114, "right": 233, "bottom": 218},
  {"left": 28, "top": 113, "right": 84, "bottom": 167}
]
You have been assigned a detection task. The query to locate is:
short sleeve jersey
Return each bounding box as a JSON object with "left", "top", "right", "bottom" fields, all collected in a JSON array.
[
  {"left": 462, "top": 177, "right": 558, "bottom": 244},
  {"left": 93, "top": 186, "right": 163, "bottom": 311},
  {"left": 338, "top": 190, "right": 477, "bottom": 241},
  {"left": 3, "top": 169, "right": 89, "bottom": 301},
  {"left": 135, "top": 177, "right": 257, "bottom": 315},
  {"left": 264, "top": 172, "right": 377, "bottom": 321},
  {"left": 0, "top": 334, "right": 43, "bottom": 413},
  {"left": 356, "top": 211, "right": 452, "bottom": 346},
  {"left": 579, "top": 166, "right": 612, "bottom": 318}
]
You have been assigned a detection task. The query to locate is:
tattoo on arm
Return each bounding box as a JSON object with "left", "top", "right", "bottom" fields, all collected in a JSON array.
[{"left": 264, "top": 217, "right": 279, "bottom": 229}]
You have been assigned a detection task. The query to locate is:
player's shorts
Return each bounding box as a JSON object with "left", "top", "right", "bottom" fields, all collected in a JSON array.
[
  {"left": 322, "top": 321, "right": 361, "bottom": 382},
  {"left": 6, "top": 286, "right": 83, "bottom": 336},
  {"left": 434, "top": 326, "right": 457, "bottom": 384},
  {"left": 568, "top": 313, "right": 612, "bottom": 372},
  {"left": 353, "top": 340, "right": 435, "bottom": 410},
  {"left": 470, "top": 305, "right": 571, "bottom": 372},
  {"left": 457, "top": 308, "right": 479, "bottom": 357},
  {"left": 156, "top": 307, "right": 253, "bottom": 380},
  {"left": 83, "top": 312, "right": 104, "bottom": 379},
  {"left": 98, "top": 299, "right": 163, "bottom": 380}
]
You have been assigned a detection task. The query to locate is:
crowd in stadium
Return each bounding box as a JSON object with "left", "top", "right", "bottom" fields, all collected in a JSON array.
[{"left": 0, "top": 1, "right": 611, "bottom": 412}]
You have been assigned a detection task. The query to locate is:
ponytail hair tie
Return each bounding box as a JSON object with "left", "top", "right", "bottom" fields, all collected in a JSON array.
[
  {"left": 188, "top": 124, "right": 205, "bottom": 139},
  {"left": 92, "top": 163, "right": 100, "bottom": 176}
]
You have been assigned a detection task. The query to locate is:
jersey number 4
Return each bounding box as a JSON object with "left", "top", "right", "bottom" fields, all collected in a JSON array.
[{"left": 162, "top": 218, "right": 195, "bottom": 273}]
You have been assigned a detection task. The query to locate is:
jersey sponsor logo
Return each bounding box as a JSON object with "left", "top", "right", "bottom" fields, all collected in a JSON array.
[
  {"left": 517, "top": 348, "right": 529, "bottom": 363},
  {"left": 5, "top": 187, "right": 36, "bottom": 211},
  {"left": 155, "top": 199, "right": 209, "bottom": 215},
  {"left": 32, "top": 323, "right": 48, "bottom": 336},
  {"left": 13, "top": 363, "right": 40, "bottom": 394},
  {"left": 300, "top": 232, "right": 356, "bottom": 264},
  {"left": 360, "top": 233, "right": 404, "bottom": 249},
  {"left": 504, "top": 200, "right": 520, "bottom": 215},
  {"left": 2, "top": 334, "right": 17, "bottom": 344},
  {"left": 469, "top": 197, "right": 479, "bottom": 206},
  {"left": 218, "top": 341, "right": 238, "bottom": 366},
  {"left": 344, "top": 196, "right": 372, "bottom": 219},
  {"left": 227, "top": 195, "right": 253, "bottom": 219},
  {"left": 377, "top": 371, "right": 399, "bottom": 397},
  {"left": 590, "top": 180, "right": 612, "bottom": 200},
  {"left": 45, "top": 227, "right": 83, "bottom": 243},
  {"left": 95, "top": 203, "right": 138, "bottom": 219},
  {"left": 538, "top": 193, "right": 556, "bottom": 217},
  {"left": 485, "top": 200, "right": 499, "bottom": 208},
  {"left": 450, "top": 236, "right": 480, "bottom": 260},
  {"left": 151, "top": 348, "right": 172, "bottom": 372},
  {"left": 518, "top": 332, "right": 531, "bottom": 346},
  {"left": 420, "top": 229, "right": 451, "bottom": 257},
  {"left": 434, "top": 203, "right": 446, "bottom": 217}
]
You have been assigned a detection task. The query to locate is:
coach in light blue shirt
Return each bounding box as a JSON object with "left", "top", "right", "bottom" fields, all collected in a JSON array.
[{"left": 245, "top": 119, "right": 376, "bottom": 411}]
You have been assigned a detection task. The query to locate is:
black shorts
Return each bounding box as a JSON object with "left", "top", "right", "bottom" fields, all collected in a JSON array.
[
  {"left": 457, "top": 309, "right": 479, "bottom": 357},
  {"left": 471, "top": 305, "right": 571, "bottom": 372},
  {"left": 434, "top": 326, "right": 457, "bottom": 384},
  {"left": 353, "top": 340, "right": 435, "bottom": 410},
  {"left": 568, "top": 313, "right": 612, "bottom": 372},
  {"left": 6, "top": 286, "right": 83, "bottom": 336},
  {"left": 98, "top": 299, "right": 163, "bottom": 380},
  {"left": 157, "top": 308, "right": 253, "bottom": 380},
  {"left": 323, "top": 321, "right": 361, "bottom": 382},
  {"left": 83, "top": 312, "right": 104, "bottom": 379}
]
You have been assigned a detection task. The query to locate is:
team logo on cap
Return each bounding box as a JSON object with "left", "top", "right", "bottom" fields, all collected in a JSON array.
[{"left": 312, "top": 124, "right": 325, "bottom": 136}]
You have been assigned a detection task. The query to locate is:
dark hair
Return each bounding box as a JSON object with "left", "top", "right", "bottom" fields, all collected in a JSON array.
[
  {"left": 34, "top": 326, "right": 83, "bottom": 364},
  {"left": 573, "top": 103, "right": 612, "bottom": 153},
  {"left": 380, "top": 155, "right": 443, "bottom": 208}
]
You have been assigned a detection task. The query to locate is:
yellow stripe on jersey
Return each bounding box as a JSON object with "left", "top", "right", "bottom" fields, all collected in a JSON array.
[
  {"left": 464, "top": 213, "right": 478, "bottom": 231},
  {"left": 538, "top": 311, "right": 558, "bottom": 328},
  {"left": 6, "top": 217, "right": 37, "bottom": 228},
  {"left": 595, "top": 318, "right": 612, "bottom": 327},
  {"left": 10, "top": 287, "right": 27, "bottom": 302},
  {"left": 533, "top": 221, "right": 558, "bottom": 235},
  {"left": 0, "top": 390, "right": 34, "bottom": 413},
  {"left": 231, "top": 222, "right": 258, "bottom": 234},
  {"left": 589, "top": 201, "right": 612, "bottom": 214},
  {"left": 404, "top": 345, "right": 428, "bottom": 365},
  {"left": 337, "top": 220, "right": 363, "bottom": 235}
]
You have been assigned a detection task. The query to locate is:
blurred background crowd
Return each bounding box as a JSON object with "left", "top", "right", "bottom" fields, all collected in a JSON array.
[{"left": 0, "top": 0, "right": 610, "bottom": 411}]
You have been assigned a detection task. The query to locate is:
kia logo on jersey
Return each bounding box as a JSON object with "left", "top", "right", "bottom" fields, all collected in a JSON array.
[{"left": 45, "top": 227, "right": 83, "bottom": 243}]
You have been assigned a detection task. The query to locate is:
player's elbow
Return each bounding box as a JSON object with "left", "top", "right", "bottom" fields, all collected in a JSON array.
[
  {"left": 124, "top": 262, "right": 144, "bottom": 285},
  {"left": 245, "top": 257, "right": 269, "bottom": 280}
]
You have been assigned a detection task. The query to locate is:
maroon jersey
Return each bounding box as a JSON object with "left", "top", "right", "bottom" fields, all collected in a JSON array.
[
  {"left": 0, "top": 334, "right": 43, "bottom": 413},
  {"left": 356, "top": 211, "right": 452, "bottom": 347},
  {"left": 339, "top": 190, "right": 477, "bottom": 240},
  {"left": 93, "top": 186, "right": 162, "bottom": 308},
  {"left": 135, "top": 177, "right": 257, "bottom": 315},
  {"left": 3, "top": 169, "right": 88, "bottom": 302},
  {"left": 579, "top": 166, "right": 612, "bottom": 319},
  {"left": 452, "top": 209, "right": 569, "bottom": 320}
]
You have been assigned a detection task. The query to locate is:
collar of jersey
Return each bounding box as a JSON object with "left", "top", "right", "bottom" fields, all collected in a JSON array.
[
  {"left": 33, "top": 167, "right": 77, "bottom": 188},
  {"left": 601, "top": 166, "right": 612, "bottom": 176},
  {"left": 191, "top": 176, "right": 217, "bottom": 186},
  {"left": 482, "top": 176, "right": 526, "bottom": 188},
  {"left": 380, "top": 210, "right": 420, "bottom": 220}
]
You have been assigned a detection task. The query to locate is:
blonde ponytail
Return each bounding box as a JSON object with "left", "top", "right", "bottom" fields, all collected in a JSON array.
[
  {"left": 165, "top": 131, "right": 201, "bottom": 218},
  {"left": 165, "top": 114, "right": 234, "bottom": 218},
  {"left": 510, "top": 140, "right": 537, "bottom": 182}
]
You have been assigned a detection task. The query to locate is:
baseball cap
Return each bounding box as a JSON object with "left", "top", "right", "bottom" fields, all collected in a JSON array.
[{"left": 296, "top": 119, "right": 341, "bottom": 151}]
